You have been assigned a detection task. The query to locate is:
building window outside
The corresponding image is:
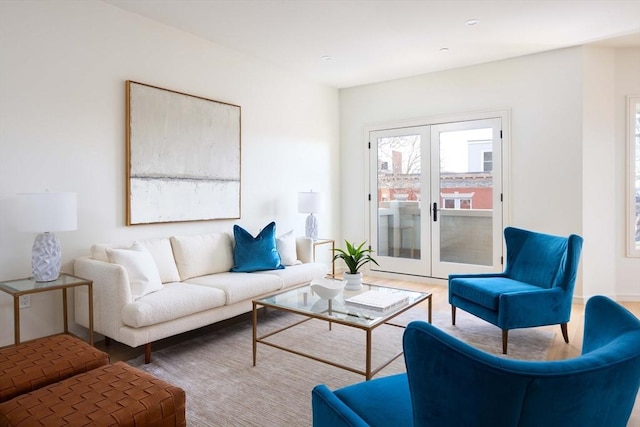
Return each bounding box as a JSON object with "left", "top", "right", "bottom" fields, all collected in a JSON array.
[
  {"left": 482, "top": 151, "right": 493, "bottom": 172},
  {"left": 441, "top": 192, "right": 474, "bottom": 209}
]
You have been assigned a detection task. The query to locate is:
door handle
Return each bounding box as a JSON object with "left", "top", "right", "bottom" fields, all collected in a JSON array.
[{"left": 433, "top": 202, "right": 438, "bottom": 222}]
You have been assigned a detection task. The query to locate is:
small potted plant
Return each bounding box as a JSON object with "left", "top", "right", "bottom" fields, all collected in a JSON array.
[{"left": 332, "top": 240, "right": 379, "bottom": 290}]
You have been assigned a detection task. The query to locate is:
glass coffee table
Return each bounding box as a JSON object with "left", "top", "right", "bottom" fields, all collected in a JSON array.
[{"left": 252, "top": 282, "right": 431, "bottom": 380}]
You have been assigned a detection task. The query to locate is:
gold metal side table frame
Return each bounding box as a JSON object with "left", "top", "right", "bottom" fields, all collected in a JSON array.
[
  {"left": 313, "top": 238, "right": 335, "bottom": 276},
  {"left": 252, "top": 283, "right": 431, "bottom": 380},
  {"left": 0, "top": 273, "right": 94, "bottom": 346}
]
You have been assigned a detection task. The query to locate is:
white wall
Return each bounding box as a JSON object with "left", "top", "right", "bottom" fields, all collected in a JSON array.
[
  {"left": 0, "top": 0, "right": 339, "bottom": 345},
  {"left": 582, "top": 47, "right": 617, "bottom": 299},
  {"left": 340, "top": 46, "right": 640, "bottom": 301},
  {"left": 614, "top": 47, "right": 640, "bottom": 300}
]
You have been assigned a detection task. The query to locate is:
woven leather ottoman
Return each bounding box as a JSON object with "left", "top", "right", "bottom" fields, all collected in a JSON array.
[
  {"left": 0, "top": 334, "right": 109, "bottom": 402},
  {"left": 0, "top": 361, "right": 186, "bottom": 426}
]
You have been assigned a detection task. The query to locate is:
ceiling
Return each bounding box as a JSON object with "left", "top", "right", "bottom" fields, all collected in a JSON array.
[{"left": 103, "top": 0, "right": 640, "bottom": 89}]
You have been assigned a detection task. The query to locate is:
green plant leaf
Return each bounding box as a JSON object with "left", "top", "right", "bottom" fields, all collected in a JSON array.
[{"left": 332, "top": 240, "right": 379, "bottom": 274}]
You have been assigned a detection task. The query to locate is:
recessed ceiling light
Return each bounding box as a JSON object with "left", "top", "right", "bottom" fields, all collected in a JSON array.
[
  {"left": 465, "top": 18, "right": 480, "bottom": 26},
  {"left": 321, "top": 55, "right": 333, "bottom": 61},
  {"left": 440, "top": 47, "right": 449, "bottom": 52}
]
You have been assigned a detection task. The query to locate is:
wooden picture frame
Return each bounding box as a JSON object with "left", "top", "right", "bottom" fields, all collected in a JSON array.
[{"left": 126, "top": 81, "right": 241, "bottom": 225}]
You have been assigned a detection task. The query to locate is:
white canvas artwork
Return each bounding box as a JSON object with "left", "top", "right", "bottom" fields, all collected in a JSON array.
[{"left": 127, "top": 81, "right": 241, "bottom": 224}]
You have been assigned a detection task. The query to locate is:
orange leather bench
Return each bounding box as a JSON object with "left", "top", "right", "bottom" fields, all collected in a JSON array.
[
  {"left": 0, "top": 335, "right": 185, "bottom": 426},
  {"left": 0, "top": 361, "right": 186, "bottom": 426},
  {"left": 0, "top": 334, "right": 109, "bottom": 402}
]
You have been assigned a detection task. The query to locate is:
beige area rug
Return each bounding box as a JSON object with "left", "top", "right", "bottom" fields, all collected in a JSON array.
[{"left": 127, "top": 305, "right": 554, "bottom": 427}]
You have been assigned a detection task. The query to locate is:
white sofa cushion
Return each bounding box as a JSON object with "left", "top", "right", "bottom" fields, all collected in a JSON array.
[
  {"left": 138, "top": 238, "right": 181, "bottom": 283},
  {"left": 106, "top": 242, "right": 164, "bottom": 300},
  {"left": 91, "top": 243, "right": 122, "bottom": 261},
  {"left": 276, "top": 230, "right": 300, "bottom": 266},
  {"left": 257, "top": 263, "right": 327, "bottom": 289},
  {"left": 171, "top": 233, "right": 234, "bottom": 280},
  {"left": 91, "top": 237, "right": 180, "bottom": 283},
  {"left": 184, "top": 272, "right": 282, "bottom": 305},
  {"left": 121, "top": 283, "right": 227, "bottom": 328}
]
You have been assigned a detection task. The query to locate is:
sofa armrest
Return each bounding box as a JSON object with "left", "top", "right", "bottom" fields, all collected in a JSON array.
[
  {"left": 73, "top": 256, "right": 133, "bottom": 341},
  {"left": 296, "top": 237, "right": 314, "bottom": 264},
  {"left": 311, "top": 385, "right": 369, "bottom": 427}
]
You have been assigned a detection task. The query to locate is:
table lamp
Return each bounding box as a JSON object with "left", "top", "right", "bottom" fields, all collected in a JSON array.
[
  {"left": 17, "top": 192, "right": 78, "bottom": 282},
  {"left": 298, "top": 191, "right": 323, "bottom": 240}
]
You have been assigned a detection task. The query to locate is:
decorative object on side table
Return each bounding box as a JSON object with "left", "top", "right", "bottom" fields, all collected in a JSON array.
[
  {"left": 332, "top": 240, "right": 379, "bottom": 290},
  {"left": 298, "top": 190, "right": 324, "bottom": 240},
  {"left": 17, "top": 192, "right": 77, "bottom": 282},
  {"left": 310, "top": 277, "right": 346, "bottom": 299}
]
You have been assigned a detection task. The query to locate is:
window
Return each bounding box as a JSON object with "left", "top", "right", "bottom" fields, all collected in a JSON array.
[
  {"left": 482, "top": 151, "right": 493, "bottom": 172},
  {"left": 441, "top": 192, "right": 474, "bottom": 209},
  {"left": 627, "top": 96, "right": 640, "bottom": 257}
]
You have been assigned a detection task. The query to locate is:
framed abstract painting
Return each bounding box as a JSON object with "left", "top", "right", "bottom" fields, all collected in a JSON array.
[{"left": 126, "top": 81, "right": 241, "bottom": 225}]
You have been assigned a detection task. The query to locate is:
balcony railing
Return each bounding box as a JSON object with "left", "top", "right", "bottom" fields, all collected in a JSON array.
[{"left": 378, "top": 201, "right": 493, "bottom": 265}]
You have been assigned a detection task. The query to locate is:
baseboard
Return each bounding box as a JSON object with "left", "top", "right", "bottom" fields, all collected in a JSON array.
[
  {"left": 364, "top": 270, "right": 447, "bottom": 287},
  {"left": 574, "top": 293, "right": 640, "bottom": 304}
]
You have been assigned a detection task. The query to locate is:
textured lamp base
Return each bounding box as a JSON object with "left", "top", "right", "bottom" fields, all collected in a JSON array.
[
  {"left": 305, "top": 213, "right": 318, "bottom": 241},
  {"left": 32, "top": 232, "right": 61, "bottom": 282}
]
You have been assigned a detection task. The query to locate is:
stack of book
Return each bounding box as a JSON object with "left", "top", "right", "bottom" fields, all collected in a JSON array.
[{"left": 345, "top": 290, "right": 409, "bottom": 313}]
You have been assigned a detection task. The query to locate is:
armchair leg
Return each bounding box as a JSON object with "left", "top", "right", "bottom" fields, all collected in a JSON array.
[
  {"left": 451, "top": 305, "right": 456, "bottom": 325},
  {"left": 502, "top": 330, "right": 508, "bottom": 354},
  {"left": 560, "top": 323, "right": 569, "bottom": 343}
]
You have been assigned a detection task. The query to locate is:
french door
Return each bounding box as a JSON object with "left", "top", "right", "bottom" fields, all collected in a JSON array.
[{"left": 368, "top": 114, "right": 506, "bottom": 279}]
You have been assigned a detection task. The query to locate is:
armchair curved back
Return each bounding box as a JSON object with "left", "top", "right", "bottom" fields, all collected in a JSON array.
[
  {"left": 403, "top": 295, "right": 640, "bottom": 427},
  {"left": 504, "top": 227, "right": 583, "bottom": 291}
]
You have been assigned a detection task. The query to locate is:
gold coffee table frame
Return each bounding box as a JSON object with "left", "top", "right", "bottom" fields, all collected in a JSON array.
[{"left": 252, "top": 282, "right": 431, "bottom": 380}]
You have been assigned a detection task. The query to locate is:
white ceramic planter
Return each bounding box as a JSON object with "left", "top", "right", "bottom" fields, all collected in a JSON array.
[{"left": 343, "top": 272, "right": 363, "bottom": 291}]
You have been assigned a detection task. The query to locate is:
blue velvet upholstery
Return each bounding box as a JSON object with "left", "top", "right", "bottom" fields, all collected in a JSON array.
[
  {"left": 311, "top": 296, "right": 640, "bottom": 427},
  {"left": 230, "top": 221, "right": 284, "bottom": 272},
  {"left": 449, "top": 227, "right": 583, "bottom": 353},
  {"left": 312, "top": 374, "right": 412, "bottom": 427}
]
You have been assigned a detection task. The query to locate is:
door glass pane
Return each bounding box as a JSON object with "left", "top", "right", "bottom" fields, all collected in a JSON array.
[
  {"left": 377, "top": 134, "right": 421, "bottom": 259},
  {"left": 439, "top": 127, "right": 493, "bottom": 265}
]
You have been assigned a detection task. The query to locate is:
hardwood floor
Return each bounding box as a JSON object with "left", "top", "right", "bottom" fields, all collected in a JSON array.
[{"left": 98, "top": 276, "right": 639, "bottom": 425}]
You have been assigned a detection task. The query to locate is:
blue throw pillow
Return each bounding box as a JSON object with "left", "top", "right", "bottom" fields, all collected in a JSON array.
[{"left": 231, "top": 222, "right": 285, "bottom": 273}]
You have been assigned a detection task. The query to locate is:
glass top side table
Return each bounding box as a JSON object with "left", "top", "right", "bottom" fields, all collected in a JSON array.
[
  {"left": 313, "top": 238, "right": 335, "bottom": 276},
  {"left": 0, "top": 273, "right": 94, "bottom": 346}
]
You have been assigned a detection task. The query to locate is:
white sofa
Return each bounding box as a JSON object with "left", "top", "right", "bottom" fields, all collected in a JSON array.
[{"left": 73, "top": 231, "right": 327, "bottom": 363}]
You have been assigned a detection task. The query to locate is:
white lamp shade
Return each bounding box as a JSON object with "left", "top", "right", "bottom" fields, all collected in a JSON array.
[
  {"left": 17, "top": 192, "right": 78, "bottom": 232},
  {"left": 298, "top": 191, "right": 324, "bottom": 214}
]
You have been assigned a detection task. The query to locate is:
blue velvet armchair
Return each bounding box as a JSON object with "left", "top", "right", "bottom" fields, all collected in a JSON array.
[
  {"left": 311, "top": 295, "right": 640, "bottom": 427},
  {"left": 449, "top": 226, "right": 584, "bottom": 353}
]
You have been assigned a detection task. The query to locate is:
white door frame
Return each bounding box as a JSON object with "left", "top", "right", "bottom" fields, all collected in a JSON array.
[{"left": 364, "top": 109, "right": 511, "bottom": 279}]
